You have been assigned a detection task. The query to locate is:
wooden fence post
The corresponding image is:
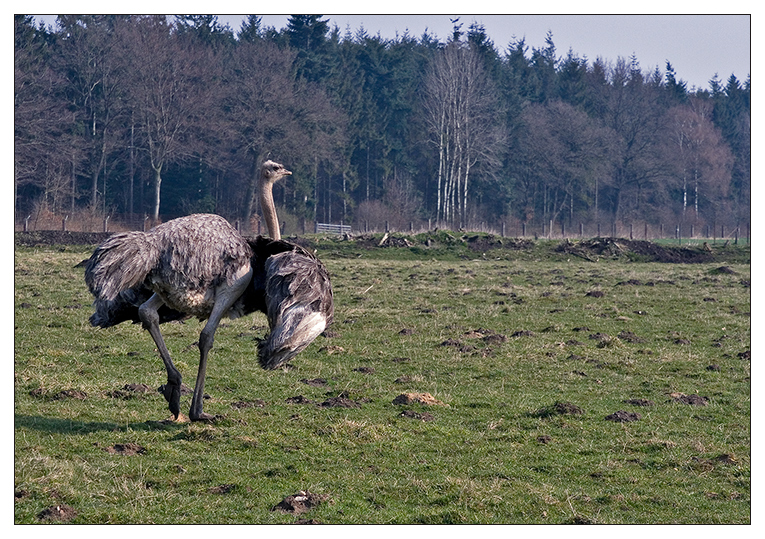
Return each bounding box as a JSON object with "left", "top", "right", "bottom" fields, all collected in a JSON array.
[{"left": 62, "top": 215, "right": 68, "bottom": 232}]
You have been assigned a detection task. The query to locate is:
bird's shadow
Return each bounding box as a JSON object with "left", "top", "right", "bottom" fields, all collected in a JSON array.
[{"left": 14, "top": 414, "right": 185, "bottom": 435}]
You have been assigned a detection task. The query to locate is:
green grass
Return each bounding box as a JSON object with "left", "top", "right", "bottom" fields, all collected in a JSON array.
[{"left": 14, "top": 240, "right": 750, "bottom": 523}]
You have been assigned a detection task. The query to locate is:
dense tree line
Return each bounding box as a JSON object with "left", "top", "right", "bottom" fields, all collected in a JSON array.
[{"left": 14, "top": 15, "right": 750, "bottom": 234}]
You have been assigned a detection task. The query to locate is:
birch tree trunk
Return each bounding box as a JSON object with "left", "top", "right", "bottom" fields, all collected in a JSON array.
[{"left": 423, "top": 41, "right": 504, "bottom": 229}]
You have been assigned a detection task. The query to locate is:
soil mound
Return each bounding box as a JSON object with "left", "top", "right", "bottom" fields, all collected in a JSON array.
[
  {"left": 15, "top": 230, "right": 111, "bottom": 247},
  {"left": 556, "top": 237, "right": 715, "bottom": 263}
]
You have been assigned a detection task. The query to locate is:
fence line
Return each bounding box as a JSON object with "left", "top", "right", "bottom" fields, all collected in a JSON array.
[{"left": 15, "top": 213, "right": 750, "bottom": 245}]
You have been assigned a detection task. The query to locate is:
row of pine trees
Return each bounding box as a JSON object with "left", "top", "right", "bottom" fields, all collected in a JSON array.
[{"left": 14, "top": 15, "right": 750, "bottom": 234}]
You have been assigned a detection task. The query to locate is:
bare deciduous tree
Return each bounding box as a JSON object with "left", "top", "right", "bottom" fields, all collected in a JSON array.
[
  {"left": 519, "top": 100, "right": 617, "bottom": 225},
  {"left": 423, "top": 41, "right": 505, "bottom": 227},
  {"left": 118, "top": 16, "right": 217, "bottom": 222},
  {"left": 223, "top": 40, "right": 345, "bottom": 230},
  {"left": 664, "top": 98, "right": 733, "bottom": 223},
  {"left": 56, "top": 16, "right": 129, "bottom": 214}
]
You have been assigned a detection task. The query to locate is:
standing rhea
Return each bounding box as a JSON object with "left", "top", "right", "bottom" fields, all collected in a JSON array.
[{"left": 85, "top": 160, "right": 333, "bottom": 421}]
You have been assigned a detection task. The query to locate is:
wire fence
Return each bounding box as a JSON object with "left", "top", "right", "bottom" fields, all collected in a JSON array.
[{"left": 16, "top": 211, "right": 750, "bottom": 246}]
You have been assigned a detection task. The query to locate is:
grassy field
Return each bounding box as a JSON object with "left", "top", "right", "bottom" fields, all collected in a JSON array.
[{"left": 14, "top": 235, "right": 750, "bottom": 524}]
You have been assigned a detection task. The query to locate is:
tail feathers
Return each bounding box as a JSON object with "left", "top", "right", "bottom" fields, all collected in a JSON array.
[
  {"left": 258, "top": 310, "right": 327, "bottom": 369},
  {"left": 256, "top": 250, "right": 333, "bottom": 369},
  {"left": 85, "top": 232, "right": 159, "bottom": 301}
]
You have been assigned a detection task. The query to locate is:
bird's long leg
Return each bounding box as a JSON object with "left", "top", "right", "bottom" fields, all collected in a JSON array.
[
  {"left": 138, "top": 293, "right": 183, "bottom": 419},
  {"left": 189, "top": 268, "right": 253, "bottom": 422}
]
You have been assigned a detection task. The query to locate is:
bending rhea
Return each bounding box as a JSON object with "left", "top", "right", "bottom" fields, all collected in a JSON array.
[{"left": 84, "top": 160, "right": 333, "bottom": 421}]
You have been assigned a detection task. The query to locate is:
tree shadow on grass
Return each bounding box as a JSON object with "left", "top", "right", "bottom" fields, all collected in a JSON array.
[{"left": 14, "top": 414, "right": 185, "bottom": 435}]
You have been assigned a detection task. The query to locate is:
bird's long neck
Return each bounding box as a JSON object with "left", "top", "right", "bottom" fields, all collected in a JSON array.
[{"left": 259, "top": 177, "right": 280, "bottom": 241}]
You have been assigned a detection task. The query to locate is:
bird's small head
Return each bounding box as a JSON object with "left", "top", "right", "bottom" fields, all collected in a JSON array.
[{"left": 261, "top": 160, "right": 292, "bottom": 184}]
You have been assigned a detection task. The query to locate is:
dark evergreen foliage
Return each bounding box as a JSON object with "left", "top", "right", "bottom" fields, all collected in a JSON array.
[{"left": 14, "top": 15, "right": 750, "bottom": 232}]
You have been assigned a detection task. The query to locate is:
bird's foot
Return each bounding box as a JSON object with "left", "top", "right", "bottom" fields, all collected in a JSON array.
[
  {"left": 158, "top": 382, "right": 182, "bottom": 420},
  {"left": 189, "top": 411, "right": 218, "bottom": 422}
]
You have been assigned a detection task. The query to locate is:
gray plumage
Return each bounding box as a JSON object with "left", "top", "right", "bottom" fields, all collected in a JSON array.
[
  {"left": 258, "top": 243, "right": 333, "bottom": 369},
  {"left": 86, "top": 214, "right": 252, "bottom": 315},
  {"left": 84, "top": 161, "right": 333, "bottom": 422}
]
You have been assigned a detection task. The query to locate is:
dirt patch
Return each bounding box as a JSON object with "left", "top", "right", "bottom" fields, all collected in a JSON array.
[
  {"left": 618, "top": 331, "right": 645, "bottom": 343},
  {"left": 483, "top": 334, "right": 507, "bottom": 345},
  {"left": 301, "top": 378, "right": 328, "bottom": 387},
  {"left": 208, "top": 484, "right": 236, "bottom": 495},
  {"left": 231, "top": 399, "right": 266, "bottom": 409},
  {"left": 670, "top": 392, "right": 709, "bottom": 406},
  {"left": 691, "top": 454, "right": 739, "bottom": 471},
  {"left": 710, "top": 266, "right": 737, "bottom": 275},
  {"left": 37, "top": 504, "right": 77, "bottom": 522},
  {"left": 286, "top": 395, "right": 315, "bottom": 405},
  {"left": 393, "top": 392, "right": 448, "bottom": 407},
  {"left": 53, "top": 389, "right": 87, "bottom": 400},
  {"left": 320, "top": 396, "right": 361, "bottom": 408},
  {"left": 624, "top": 398, "right": 655, "bottom": 407},
  {"left": 556, "top": 237, "right": 717, "bottom": 263},
  {"left": 616, "top": 279, "right": 643, "bottom": 286},
  {"left": 400, "top": 409, "right": 435, "bottom": 422},
  {"left": 272, "top": 491, "right": 331, "bottom": 515},
  {"left": 511, "top": 330, "right": 535, "bottom": 338},
  {"left": 534, "top": 401, "right": 583, "bottom": 417},
  {"left": 605, "top": 410, "right": 642, "bottom": 422},
  {"left": 104, "top": 443, "right": 146, "bottom": 456}
]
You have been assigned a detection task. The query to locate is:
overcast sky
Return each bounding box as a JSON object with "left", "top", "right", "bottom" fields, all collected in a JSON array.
[{"left": 31, "top": 13, "right": 751, "bottom": 91}]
